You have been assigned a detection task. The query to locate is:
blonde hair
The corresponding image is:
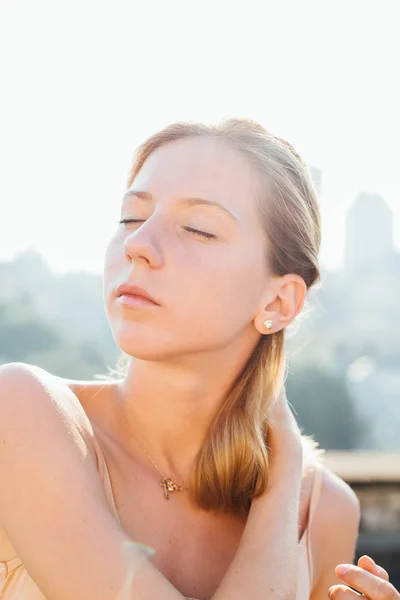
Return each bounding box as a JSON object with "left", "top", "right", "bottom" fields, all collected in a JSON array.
[{"left": 123, "top": 119, "right": 321, "bottom": 515}]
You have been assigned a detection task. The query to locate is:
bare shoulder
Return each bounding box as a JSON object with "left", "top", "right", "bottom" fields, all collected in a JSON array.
[
  {"left": 0, "top": 363, "right": 136, "bottom": 600},
  {"left": 0, "top": 361, "right": 89, "bottom": 414},
  {"left": 0, "top": 362, "right": 100, "bottom": 524},
  {"left": 316, "top": 463, "right": 360, "bottom": 527},
  {"left": 310, "top": 462, "right": 361, "bottom": 592},
  {"left": 0, "top": 362, "right": 96, "bottom": 441},
  {"left": 0, "top": 363, "right": 99, "bottom": 556}
]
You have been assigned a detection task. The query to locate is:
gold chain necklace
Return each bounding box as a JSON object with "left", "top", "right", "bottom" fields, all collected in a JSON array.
[
  {"left": 130, "top": 432, "right": 188, "bottom": 500},
  {"left": 115, "top": 384, "right": 187, "bottom": 499}
]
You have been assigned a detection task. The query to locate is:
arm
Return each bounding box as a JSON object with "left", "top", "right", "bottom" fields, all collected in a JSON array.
[
  {"left": 0, "top": 363, "right": 185, "bottom": 600},
  {"left": 309, "top": 468, "right": 361, "bottom": 600},
  {"left": 212, "top": 387, "right": 304, "bottom": 600},
  {"left": 0, "top": 364, "right": 302, "bottom": 600}
]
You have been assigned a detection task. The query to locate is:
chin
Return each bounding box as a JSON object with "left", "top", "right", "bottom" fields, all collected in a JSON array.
[
  {"left": 118, "top": 344, "right": 174, "bottom": 362},
  {"left": 111, "top": 325, "right": 179, "bottom": 362},
  {"left": 109, "top": 317, "right": 230, "bottom": 363}
]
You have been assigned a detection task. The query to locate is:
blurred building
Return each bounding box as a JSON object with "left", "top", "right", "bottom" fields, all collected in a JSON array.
[
  {"left": 345, "top": 192, "right": 395, "bottom": 271},
  {"left": 342, "top": 192, "right": 400, "bottom": 361},
  {"left": 293, "top": 189, "right": 400, "bottom": 367}
]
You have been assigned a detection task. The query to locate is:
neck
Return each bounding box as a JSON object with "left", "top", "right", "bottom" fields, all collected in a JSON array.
[{"left": 115, "top": 341, "right": 256, "bottom": 483}]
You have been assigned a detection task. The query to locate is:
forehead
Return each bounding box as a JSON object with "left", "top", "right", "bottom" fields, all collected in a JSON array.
[{"left": 132, "top": 136, "right": 262, "bottom": 217}]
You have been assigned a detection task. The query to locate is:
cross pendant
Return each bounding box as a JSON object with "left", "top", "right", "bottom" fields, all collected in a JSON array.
[{"left": 160, "top": 477, "right": 183, "bottom": 499}]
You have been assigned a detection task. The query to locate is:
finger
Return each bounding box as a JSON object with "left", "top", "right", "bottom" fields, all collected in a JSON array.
[
  {"left": 357, "top": 556, "right": 390, "bottom": 582},
  {"left": 336, "top": 565, "right": 399, "bottom": 600},
  {"left": 329, "top": 584, "right": 361, "bottom": 600}
]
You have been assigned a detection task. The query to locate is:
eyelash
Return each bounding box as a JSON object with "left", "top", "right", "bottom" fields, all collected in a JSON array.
[
  {"left": 183, "top": 226, "right": 216, "bottom": 239},
  {"left": 119, "top": 219, "right": 143, "bottom": 225},
  {"left": 118, "top": 219, "right": 216, "bottom": 240}
]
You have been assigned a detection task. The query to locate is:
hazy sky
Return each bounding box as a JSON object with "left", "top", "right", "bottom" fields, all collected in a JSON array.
[{"left": 1, "top": 0, "right": 399, "bottom": 274}]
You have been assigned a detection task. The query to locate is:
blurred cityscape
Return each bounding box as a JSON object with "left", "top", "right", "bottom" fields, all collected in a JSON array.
[{"left": 291, "top": 167, "right": 400, "bottom": 452}]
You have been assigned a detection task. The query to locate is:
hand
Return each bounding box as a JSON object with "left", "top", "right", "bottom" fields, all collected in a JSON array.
[
  {"left": 217, "top": 386, "right": 303, "bottom": 600},
  {"left": 248, "top": 384, "right": 303, "bottom": 500},
  {"left": 267, "top": 384, "right": 303, "bottom": 454},
  {"left": 329, "top": 555, "right": 399, "bottom": 600}
]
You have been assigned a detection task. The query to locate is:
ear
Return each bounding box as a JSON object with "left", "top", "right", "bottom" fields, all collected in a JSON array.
[{"left": 254, "top": 274, "right": 307, "bottom": 335}]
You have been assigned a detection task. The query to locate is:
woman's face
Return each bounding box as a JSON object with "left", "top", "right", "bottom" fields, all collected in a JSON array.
[{"left": 104, "top": 136, "right": 272, "bottom": 361}]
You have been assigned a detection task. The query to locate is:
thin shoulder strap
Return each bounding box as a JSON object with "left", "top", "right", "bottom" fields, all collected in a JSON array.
[
  {"left": 308, "top": 460, "right": 324, "bottom": 527},
  {"left": 91, "top": 430, "right": 121, "bottom": 524},
  {"left": 306, "top": 460, "right": 324, "bottom": 589}
]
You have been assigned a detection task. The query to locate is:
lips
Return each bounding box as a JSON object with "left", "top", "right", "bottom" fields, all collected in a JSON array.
[{"left": 115, "top": 283, "right": 160, "bottom": 306}]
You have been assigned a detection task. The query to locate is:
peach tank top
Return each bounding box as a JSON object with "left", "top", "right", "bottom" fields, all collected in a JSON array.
[{"left": 0, "top": 437, "right": 323, "bottom": 600}]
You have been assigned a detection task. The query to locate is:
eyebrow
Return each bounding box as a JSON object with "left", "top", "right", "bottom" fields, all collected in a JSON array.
[{"left": 122, "top": 190, "right": 238, "bottom": 223}]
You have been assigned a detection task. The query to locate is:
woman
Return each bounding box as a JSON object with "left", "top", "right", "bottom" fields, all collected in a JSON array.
[{"left": 0, "top": 119, "right": 393, "bottom": 599}]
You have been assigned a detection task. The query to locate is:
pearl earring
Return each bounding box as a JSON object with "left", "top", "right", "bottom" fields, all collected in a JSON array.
[{"left": 263, "top": 319, "right": 273, "bottom": 330}]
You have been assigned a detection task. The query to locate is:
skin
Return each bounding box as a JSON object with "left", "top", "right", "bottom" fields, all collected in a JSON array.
[
  {"left": 0, "top": 136, "right": 365, "bottom": 599},
  {"left": 330, "top": 555, "right": 399, "bottom": 600},
  {"left": 102, "top": 136, "right": 305, "bottom": 477}
]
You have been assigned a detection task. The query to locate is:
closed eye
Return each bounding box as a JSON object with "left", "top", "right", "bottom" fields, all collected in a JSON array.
[
  {"left": 119, "top": 219, "right": 144, "bottom": 224},
  {"left": 183, "top": 227, "right": 216, "bottom": 239},
  {"left": 118, "top": 220, "right": 215, "bottom": 240}
]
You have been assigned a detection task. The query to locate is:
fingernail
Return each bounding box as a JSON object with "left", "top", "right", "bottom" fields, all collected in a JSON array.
[{"left": 337, "top": 565, "right": 351, "bottom": 577}]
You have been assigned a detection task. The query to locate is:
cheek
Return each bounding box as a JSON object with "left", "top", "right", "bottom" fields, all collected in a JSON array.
[
  {"left": 221, "top": 262, "right": 265, "bottom": 316},
  {"left": 179, "top": 250, "right": 266, "bottom": 323}
]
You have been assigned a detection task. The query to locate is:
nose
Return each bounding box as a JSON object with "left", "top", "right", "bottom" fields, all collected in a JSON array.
[{"left": 123, "top": 218, "right": 164, "bottom": 268}]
